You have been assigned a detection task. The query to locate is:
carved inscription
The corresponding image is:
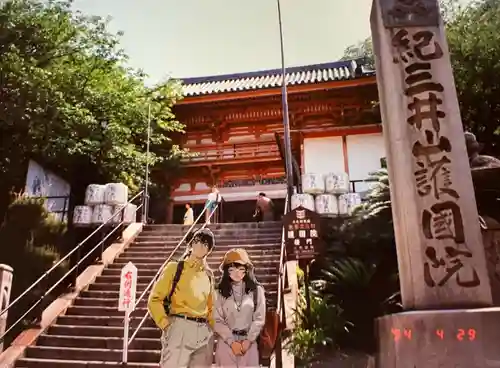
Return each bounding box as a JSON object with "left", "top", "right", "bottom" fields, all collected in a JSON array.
[
  {"left": 380, "top": 0, "right": 440, "bottom": 28},
  {"left": 392, "top": 28, "right": 481, "bottom": 289}
]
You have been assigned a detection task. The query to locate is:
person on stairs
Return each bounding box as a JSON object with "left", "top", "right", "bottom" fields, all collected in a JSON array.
[
  {"left": 147, "top": 228, "right": 216, "bottom": 368},
  {"left": 252, "top": 192, "right": 274, "bottom": 222},
  {"left": 214, "top": 248, "right": 266, "bottom": 367},
  {"left": 206, "top": 185, "right": 222, "bottom": 224},
  {"left": 184, "top": 203, "right": 194, "bottom": 225}
]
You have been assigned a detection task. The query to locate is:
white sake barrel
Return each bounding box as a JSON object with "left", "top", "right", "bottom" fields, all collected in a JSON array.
[
  {"left": 122, "top": 203, "right": 138, "bottom": 224},
  {"left": 72, "top": 206, "right": 93, "bottom": 227},
  {"left": 343, "top": 193, "right": 362, "bottom": 215},
  {"left": 302, "top": 173, "right": 325, "bottom": 194},
  {"left": 84, "top": 184, "right": 106, "bottom": 205},
  {"left": 337, "top": 195, "right": 349, "bottom": 216},
  {"left": 111, "top": 206, "right": 123, "bottom": 224},
  {"left": 325, "top": 172, "right": 350, "bottom": 194},
  {"left": 315, "top": 194, "right": 338, "bottom": 215},
  {"left": 291, "top": 194, "right": 315, "bottom": 211},
  {"left": 91, "top": 204, "right": 113, "bottom": 225},
  {"left": 104, "top": 183, "right": 129, "bottom": 206}
]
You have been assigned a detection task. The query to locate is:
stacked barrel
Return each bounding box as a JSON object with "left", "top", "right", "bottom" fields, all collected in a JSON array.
[
  {"left": 72, "top": 183, "right": 138, "bottom": 227},
  {"left": 291, "top": 173, "right": 362, "bottom": 216}
]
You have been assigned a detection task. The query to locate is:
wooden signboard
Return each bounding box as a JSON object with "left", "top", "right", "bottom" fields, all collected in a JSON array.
[{"left": 283, "top": 206, "right": 322, "bottom": 261}]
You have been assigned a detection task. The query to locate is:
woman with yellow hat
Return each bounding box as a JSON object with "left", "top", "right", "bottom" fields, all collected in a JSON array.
[{"left": 213, "top": 248, "right": 266, "bottom": 367}]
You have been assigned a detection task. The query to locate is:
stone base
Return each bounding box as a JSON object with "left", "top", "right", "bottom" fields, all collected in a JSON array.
[{"left": 375, "top": 307, "right": 500, "bottom": 368}]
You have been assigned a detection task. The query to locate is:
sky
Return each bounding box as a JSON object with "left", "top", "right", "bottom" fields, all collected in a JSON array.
[{"left": 72, "top": 0, "right": 474, "bottom": 86}]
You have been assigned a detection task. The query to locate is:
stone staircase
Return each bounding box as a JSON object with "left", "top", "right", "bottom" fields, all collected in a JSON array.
[{"left": 15, "top": 221, "right": 283, "bottom": 367}]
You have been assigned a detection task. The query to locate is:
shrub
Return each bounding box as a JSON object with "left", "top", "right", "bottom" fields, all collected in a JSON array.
[
  {"left": 313, "top": 257, "right": 401, "bottom": 352},
  {"left": 0, "top": 195, "right": 69, "bottom": 346},
  {"left": 285, "top": 287, "right": 347, "bottom": 365}
]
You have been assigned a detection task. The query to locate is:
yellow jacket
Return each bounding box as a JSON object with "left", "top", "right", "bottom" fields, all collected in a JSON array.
[{"left": 148, "top": 259, "right": 214, "bottom": 330}]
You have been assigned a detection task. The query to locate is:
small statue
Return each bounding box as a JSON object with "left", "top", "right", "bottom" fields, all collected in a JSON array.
[{"left": 465, "top": 132, "right": 500, "bottom": 169}]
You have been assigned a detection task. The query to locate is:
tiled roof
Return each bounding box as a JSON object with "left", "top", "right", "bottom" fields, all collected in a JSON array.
[{"left": 178, "top": 59, "right": 375, "bottom": 97}]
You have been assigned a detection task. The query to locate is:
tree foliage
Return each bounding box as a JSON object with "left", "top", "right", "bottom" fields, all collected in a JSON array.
[
  {"left": 341, "top": 0, "right": 500, "bottom": 155},
  {"left": 0, "top": 0, "right": 185, "bottom": 213},
  {"left": 446, "top": 0, "right": 500, "bottom": 155}
]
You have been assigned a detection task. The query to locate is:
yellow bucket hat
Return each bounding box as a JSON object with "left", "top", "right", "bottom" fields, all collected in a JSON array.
[{"left": 219, "top": 248, "right": 253, "bottom": 271}]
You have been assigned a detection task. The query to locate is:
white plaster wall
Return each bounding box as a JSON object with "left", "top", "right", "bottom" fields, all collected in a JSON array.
[
  {"left": 194, "top": 182, "right": 209, "bottom": 191},
  {"left": 175, "top": 183, "right": 191, "bottom": 192},
  {"left": 173, "top": 184, "right": 287, "bottom": 203},
  {"left": 346, "top": 133, "right": 386, "bottom": 193},
  {"left": 303, "top": 137, "right": 344, "bottom": 175}
]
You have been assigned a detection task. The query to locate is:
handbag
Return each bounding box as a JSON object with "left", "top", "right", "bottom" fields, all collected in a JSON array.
[{"left": 253, "top": 287, "right": 281, "bottom": 359}]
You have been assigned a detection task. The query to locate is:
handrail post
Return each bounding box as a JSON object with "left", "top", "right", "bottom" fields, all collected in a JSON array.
[
  {"left": 122, "top": 310, "right": 130, "bottom": 363},
  {"left": 274, "top": 290, "right": 286, "bottom": 368}
]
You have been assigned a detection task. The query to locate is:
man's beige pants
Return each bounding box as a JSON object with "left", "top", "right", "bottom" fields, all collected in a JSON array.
[{"left": 160, "top": 316, "right": 214, "bottom": 367}]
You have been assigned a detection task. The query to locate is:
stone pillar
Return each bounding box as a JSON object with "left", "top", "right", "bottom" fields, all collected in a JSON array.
[
  {"left": 370, "top": 0, "right": 499, "bottom": 366},
  {"left": 0, "top": 264, "right": 13, "bottom": 352},
  {"left": 371, "top": 0, "right": 492, "bottom": 310}
]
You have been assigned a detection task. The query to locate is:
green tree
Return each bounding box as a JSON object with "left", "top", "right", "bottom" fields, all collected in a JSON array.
[
  {"left": 446, "top": 0, "right": 500, "bottom": 155},
  {"left": 341, "top": 0, "right": 500, "bottom": 155},
  {"left": 0, "top": 0, "right": 185, "bottom": 214}
]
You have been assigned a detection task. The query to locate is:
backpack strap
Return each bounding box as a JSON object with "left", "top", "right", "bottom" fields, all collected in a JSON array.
[{"left": 168, "top": 261, "right": 184, "bottom": 302}]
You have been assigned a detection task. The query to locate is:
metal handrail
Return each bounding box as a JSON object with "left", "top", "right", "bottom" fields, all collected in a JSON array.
[
  {"left": 0, "top": 190, "right": 145, "bottom": 342},
  {"left": 127, "top": 200, "right": 221, "bottom": 346},
  {"left": 276, "top": 194, "right": 289, "bottom": 317},
  {"left": 274, "top": 194, "right": 290, "bottom": 368}
]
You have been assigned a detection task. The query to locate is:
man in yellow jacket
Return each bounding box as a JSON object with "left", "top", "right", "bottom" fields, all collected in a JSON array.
[{"left": 148, "top": 228, "right": 216, "bottom": 367}]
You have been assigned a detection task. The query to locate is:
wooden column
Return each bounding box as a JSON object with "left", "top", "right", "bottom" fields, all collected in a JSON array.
[
  {"left": 371, "top": 0, "right": 492, "bottom": 310},
  {"left": 166, "top": 200, "right": 174, "bottom": 224}
]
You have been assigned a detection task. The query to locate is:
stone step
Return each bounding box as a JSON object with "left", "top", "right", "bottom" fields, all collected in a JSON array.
[
  {"left": 56, "top": 314, "right": 155, "bottom": 328},
  {"left": 87, "top": 279, "right": 278, "bottom": 293},
  {"left": 37, "top": 335, "right": 224, "bottom": 352},
  {"left": 24, "top": 345, "right": 159, "bottom": 363},
  {"left": 100, "top": 265, "right": 278, "bottom": 277},
  {"left": 79, "top": 288, "right": 278, "bottom": 301},
  {"left": 37, "top": 334, "right": 160, "bottom": 350},
  {"left": 131, "top": 239, "right": 281, "bottom": 248},
  {"left": 15, "top": 357, "right": 158, "bottom": 368},
  {"left": 136, "top": 230, "right": 282, "bottom": 240},
  {"left": 49, "top": 324, "right": 157, "bottom": 339},
  {"left": 106, "top": 263, "right": 279, "bottom": 275},
  {"left": 121, "top": 245, "right": 281, "bottom": 257},
  {"left": 66, "top": 305, "right": 150, "bottom": 317},
  {"left": 139, "top": 225, "right": 282, "bottom": 234},
  {"left": 113, "top": 253, "right": 281, "bottom": 265},
  {"left": 94, "top": 271, "right": 278, "bottom": 284},
  {"left": 16, "top": 357, "right": 263, "bottom": 368},
  {"left": 127, "top": 242, "right": 282, "bottom": 252},
  {"left": 144, "top": 222, "right": 282, "bottom": 231}
]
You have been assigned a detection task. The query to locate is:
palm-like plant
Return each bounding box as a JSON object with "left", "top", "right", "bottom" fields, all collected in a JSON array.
[{"left": 313, "top": 257, "right": 401, "bottom": 353}]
